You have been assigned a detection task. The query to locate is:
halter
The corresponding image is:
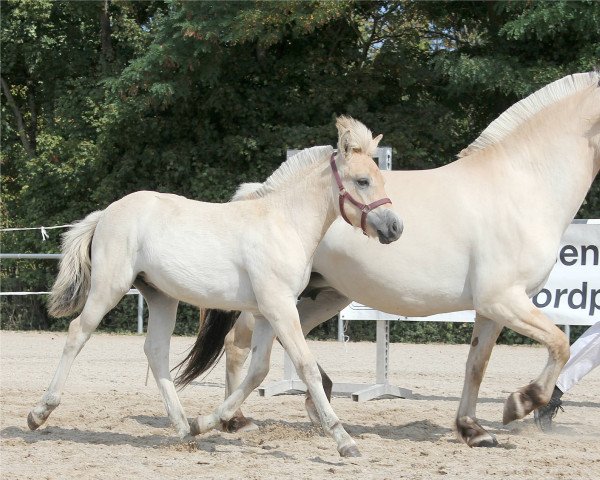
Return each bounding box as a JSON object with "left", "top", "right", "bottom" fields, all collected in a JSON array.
[{"left": 330, "top": 152, "right": 392, "bottom": 235}]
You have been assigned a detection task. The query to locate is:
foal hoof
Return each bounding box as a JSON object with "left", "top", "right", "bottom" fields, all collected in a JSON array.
[
  {"left": 27, "top": 411, "right": 43, "bottom": 431},
  {"left": 181, "top": 434, "right": 199, "bottom": 449},
  {"left": 339, "top": 444, "right": 361, "bottom": 458}
]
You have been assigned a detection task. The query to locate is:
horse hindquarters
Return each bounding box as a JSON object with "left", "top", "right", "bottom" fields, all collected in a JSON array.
[{"left": 28, "top": 213, "right": 137, "bottom": 431}]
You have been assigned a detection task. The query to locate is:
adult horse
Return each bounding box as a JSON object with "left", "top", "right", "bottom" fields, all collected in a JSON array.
[
  {"left": 27, "top": 117, "right": 402, "bottom": 457},
  {"left": 217, "top": 72, "right": 600, "bottom": 447}
]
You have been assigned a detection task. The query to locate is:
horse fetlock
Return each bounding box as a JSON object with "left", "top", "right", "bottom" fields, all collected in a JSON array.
[
  {"left": 456, "top": 416, "right": 498, "bottom": 448},
  {"left": 503, "top": 384, "right": 545, "bottom": 424},
  {"left": 42, "top": 392, "right": 61, "bottom": 408}
]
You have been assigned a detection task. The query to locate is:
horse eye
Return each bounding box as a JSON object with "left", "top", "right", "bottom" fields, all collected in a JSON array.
[{"left": 355, "top": 178, "right": 370, "bottom": 188}]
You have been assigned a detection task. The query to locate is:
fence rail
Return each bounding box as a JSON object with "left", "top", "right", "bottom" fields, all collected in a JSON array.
[{"left": 0, "top": 253, "right": 145, "bottom": 334}]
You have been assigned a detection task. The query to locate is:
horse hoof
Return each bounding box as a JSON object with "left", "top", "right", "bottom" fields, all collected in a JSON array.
[
  {"left": 503, "top": 385, "right": 544, "bottom": 424},
  {"left": 503, "top": 391, "right": 533, "bottom": 424},
  {"left": 339, "top": 444, "right": 361, "bottom": 457},
  {"left": 456, "top": 416, "right": 498, "bottom": 448},
  {"left": 221, "top": 417, "right": 259, "bottom": 433},
  {"left": 470, "top": 433, "right": 498, "bottom": 448},
  {"left": 182, "top": 434, "right": 198, "bottom": 445},
  {"left": 27, "top": 411, "right": 43, "bottom": 430},
  {"left": 192, "top": 415, "right": 217, "bottom": 434}
]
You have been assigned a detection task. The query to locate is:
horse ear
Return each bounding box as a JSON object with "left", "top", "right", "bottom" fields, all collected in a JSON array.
[
  {"left": 372, "top": 134, "right": 383, "bottom": 151},
  {"left": 336, "top": 116, "right": 352, "bottom": 160},
  {"left": 336, "top": 130, "right": 352, "bottom": 160}
]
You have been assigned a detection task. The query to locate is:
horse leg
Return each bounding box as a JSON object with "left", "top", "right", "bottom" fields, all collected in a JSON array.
[
  {"left": 137, "top": 284, "right": 192, "bottom": 441},
  {"left": 477, "top": 290, "right": 570, "bottom": 425},
  {"left": 191, "top": 315, "right": 275, "bottom": 436},
  {"left": 221, "top": 289, "right": 350, "bottom": 431},
  {"left": 305, "top": 363, "right": 333, "bottom": 426},
  {"left": 295, "top": 289, "right": 350, "bottom": 425},
  {"left": 221, "top": 312, "right": 256, "bottom": 433},
  {"left": 28, "top": 282, "right": 128, "bottom": 430},
  {"left": 455, "top": 314, "right": 503, "bottom": 447},
  {"left": 257, "top": 298, "right": 359, "bottom": 457}
]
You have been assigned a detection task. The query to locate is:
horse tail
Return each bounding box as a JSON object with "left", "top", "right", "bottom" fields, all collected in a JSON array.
[
  {"left": 174, "top": 309, "right": 241, "bottom": 389},
  {"left": 48, "top": 210, "right": 103, "bottom": 318}
]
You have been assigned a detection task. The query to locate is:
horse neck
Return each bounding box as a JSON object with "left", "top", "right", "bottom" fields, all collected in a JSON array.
[
  {"left": 488, "top": 95, "right": 598, "bottom": 230},
  {"left": 265, "top": 162, "right": 336, "bottom": 254}
]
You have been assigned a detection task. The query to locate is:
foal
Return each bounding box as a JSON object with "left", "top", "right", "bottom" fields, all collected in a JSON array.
[{"left": 28, "top": 117, "right": 401, "bottom": 457}]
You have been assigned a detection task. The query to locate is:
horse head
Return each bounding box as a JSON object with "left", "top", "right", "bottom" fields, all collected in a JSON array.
[{"left": 333, "top": 115, "right": 403, "bottom": 244}]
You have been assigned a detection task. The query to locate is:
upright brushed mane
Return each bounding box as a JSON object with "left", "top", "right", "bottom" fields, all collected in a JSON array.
[
  {"left": 232, "top": 146, "right": 333, "bottom": 200},
  {"left": 459, "top": 71, "right": 600, "bottom": 157},
  {"left": 336, "top": 115, "right": 380, "bottom": 157}
]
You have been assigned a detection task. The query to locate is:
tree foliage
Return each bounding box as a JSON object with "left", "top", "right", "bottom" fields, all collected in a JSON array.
[{"left": 1, "top": 0, "right": 599, "bottom": 340}]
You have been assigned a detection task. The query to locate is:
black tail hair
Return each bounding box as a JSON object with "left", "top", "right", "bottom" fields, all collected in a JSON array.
[{"left": 173, "top": 309, "right": 240, "bottom": 389}]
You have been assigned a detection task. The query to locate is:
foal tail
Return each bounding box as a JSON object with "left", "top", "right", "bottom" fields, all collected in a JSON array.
[
  {"left": 48, "top": 210, "right": 103, "bottom": 318},
  {"left": 174, "top": 309, "right": 240, "bottom": 389}
]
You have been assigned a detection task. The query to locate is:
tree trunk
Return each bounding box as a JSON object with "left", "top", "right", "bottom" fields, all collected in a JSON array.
[
  {"left": 0, "top": 75, "right": 35, "bottom": 158},
  {"left": 100, "top": 0, "right": 114, "bottom": 70}
]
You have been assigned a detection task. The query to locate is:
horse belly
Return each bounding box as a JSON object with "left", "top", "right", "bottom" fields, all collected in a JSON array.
[
  {"left": 138, "top": 246, "right": 257, "bottom": 310},
  {"left": 313, "top": 221, "right": 474, "bottom": 317}
]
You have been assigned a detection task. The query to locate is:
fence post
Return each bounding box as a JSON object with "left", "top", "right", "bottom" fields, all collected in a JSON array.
[{"left": 137, "top": 293, "right": 144, "bottom": 334}]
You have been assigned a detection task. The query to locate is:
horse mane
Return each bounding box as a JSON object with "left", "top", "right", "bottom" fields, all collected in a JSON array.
[
  {"left": 232, "top": 116, "right": 375, "bottom": 200},
  {"left": 459, "top": 71, "right": 600, "bottom": 158},
  {"left": 336, "top": 115, "right": 380, "bottom": 157},
  {"left": 232, "top": 145, "right": 334, "bottom": 200},
  {"left": 231, "top": 182, "right": 263, "bottom": 201}
]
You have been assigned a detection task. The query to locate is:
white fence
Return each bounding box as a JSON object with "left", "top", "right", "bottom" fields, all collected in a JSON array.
[{"left": 0, "top": 253, "right": 146, "bottom": 334}]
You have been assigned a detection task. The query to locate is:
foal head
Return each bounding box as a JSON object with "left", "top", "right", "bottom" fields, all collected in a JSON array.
[{"left": 333, "top": 116, "right": 402, "bottom": 244}]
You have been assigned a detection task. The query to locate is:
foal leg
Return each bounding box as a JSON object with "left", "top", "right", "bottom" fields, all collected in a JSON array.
[
  {"left": 295, "top": 290, "right": 350, "bottom": 425},
  {"left": 191, "top": 315, "right": 275, "bottom": 435},
  {"left": 258, "top": 298, "right": 359, "bottom": 457},
  {"left": 28, "top": 283, "right": 128, "bottom": 430},
  {"left": 138, "top": 285, "right": 191, "bottom": 440},
  {"left": 456, "top": 314, "right": 503, "bottom": 447},
  {"left": 221, "top": 289, "right": 350, "bottom": 432},
  {"left": 477, "top": 290, "right": 570, "bottom": 425}
]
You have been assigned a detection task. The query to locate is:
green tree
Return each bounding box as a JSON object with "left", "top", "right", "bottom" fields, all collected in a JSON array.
[{"left": 2, "top": 0, "right": 598, "bottom": 337}]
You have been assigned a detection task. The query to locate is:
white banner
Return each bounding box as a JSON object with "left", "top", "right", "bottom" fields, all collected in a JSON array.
[{"left": 340, "top": 221, "right": 599, "bottom": 326}]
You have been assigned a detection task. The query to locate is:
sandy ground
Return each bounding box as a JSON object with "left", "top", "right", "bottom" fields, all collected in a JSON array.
[{"left": 1, "top": 331, "right": 599, "bottom": 480}]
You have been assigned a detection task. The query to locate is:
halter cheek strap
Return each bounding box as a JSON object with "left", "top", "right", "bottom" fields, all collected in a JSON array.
[{"left": 330, "top": 153, "right": 392, "bottom": 235}]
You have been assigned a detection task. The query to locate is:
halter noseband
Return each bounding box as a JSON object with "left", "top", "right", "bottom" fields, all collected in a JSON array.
[{"left": 330, "top": 152, "right": 392, "bottom": 235}]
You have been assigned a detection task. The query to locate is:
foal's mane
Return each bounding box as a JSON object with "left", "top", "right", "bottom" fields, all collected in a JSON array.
[
  {"left": 336, "top": 115, "right": 380, "bottom": 157},
  {"left": 233, "top": 116, "right": 377, "bottom": 201},
  {"left": 232, "top": 145, "right": 333, "bottom": 201},
  {"left": 459, "top": 71, "right": 600, "bottom": 158}
]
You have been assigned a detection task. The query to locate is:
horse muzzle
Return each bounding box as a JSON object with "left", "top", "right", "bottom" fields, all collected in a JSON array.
[{"left": 371, "top": 209, "right": 403, "bottom": 244}]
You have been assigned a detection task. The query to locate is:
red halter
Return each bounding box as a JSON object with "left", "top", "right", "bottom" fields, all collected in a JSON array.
[{"left": 330, "top": 152, "right": 392, "bottom": 235}]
